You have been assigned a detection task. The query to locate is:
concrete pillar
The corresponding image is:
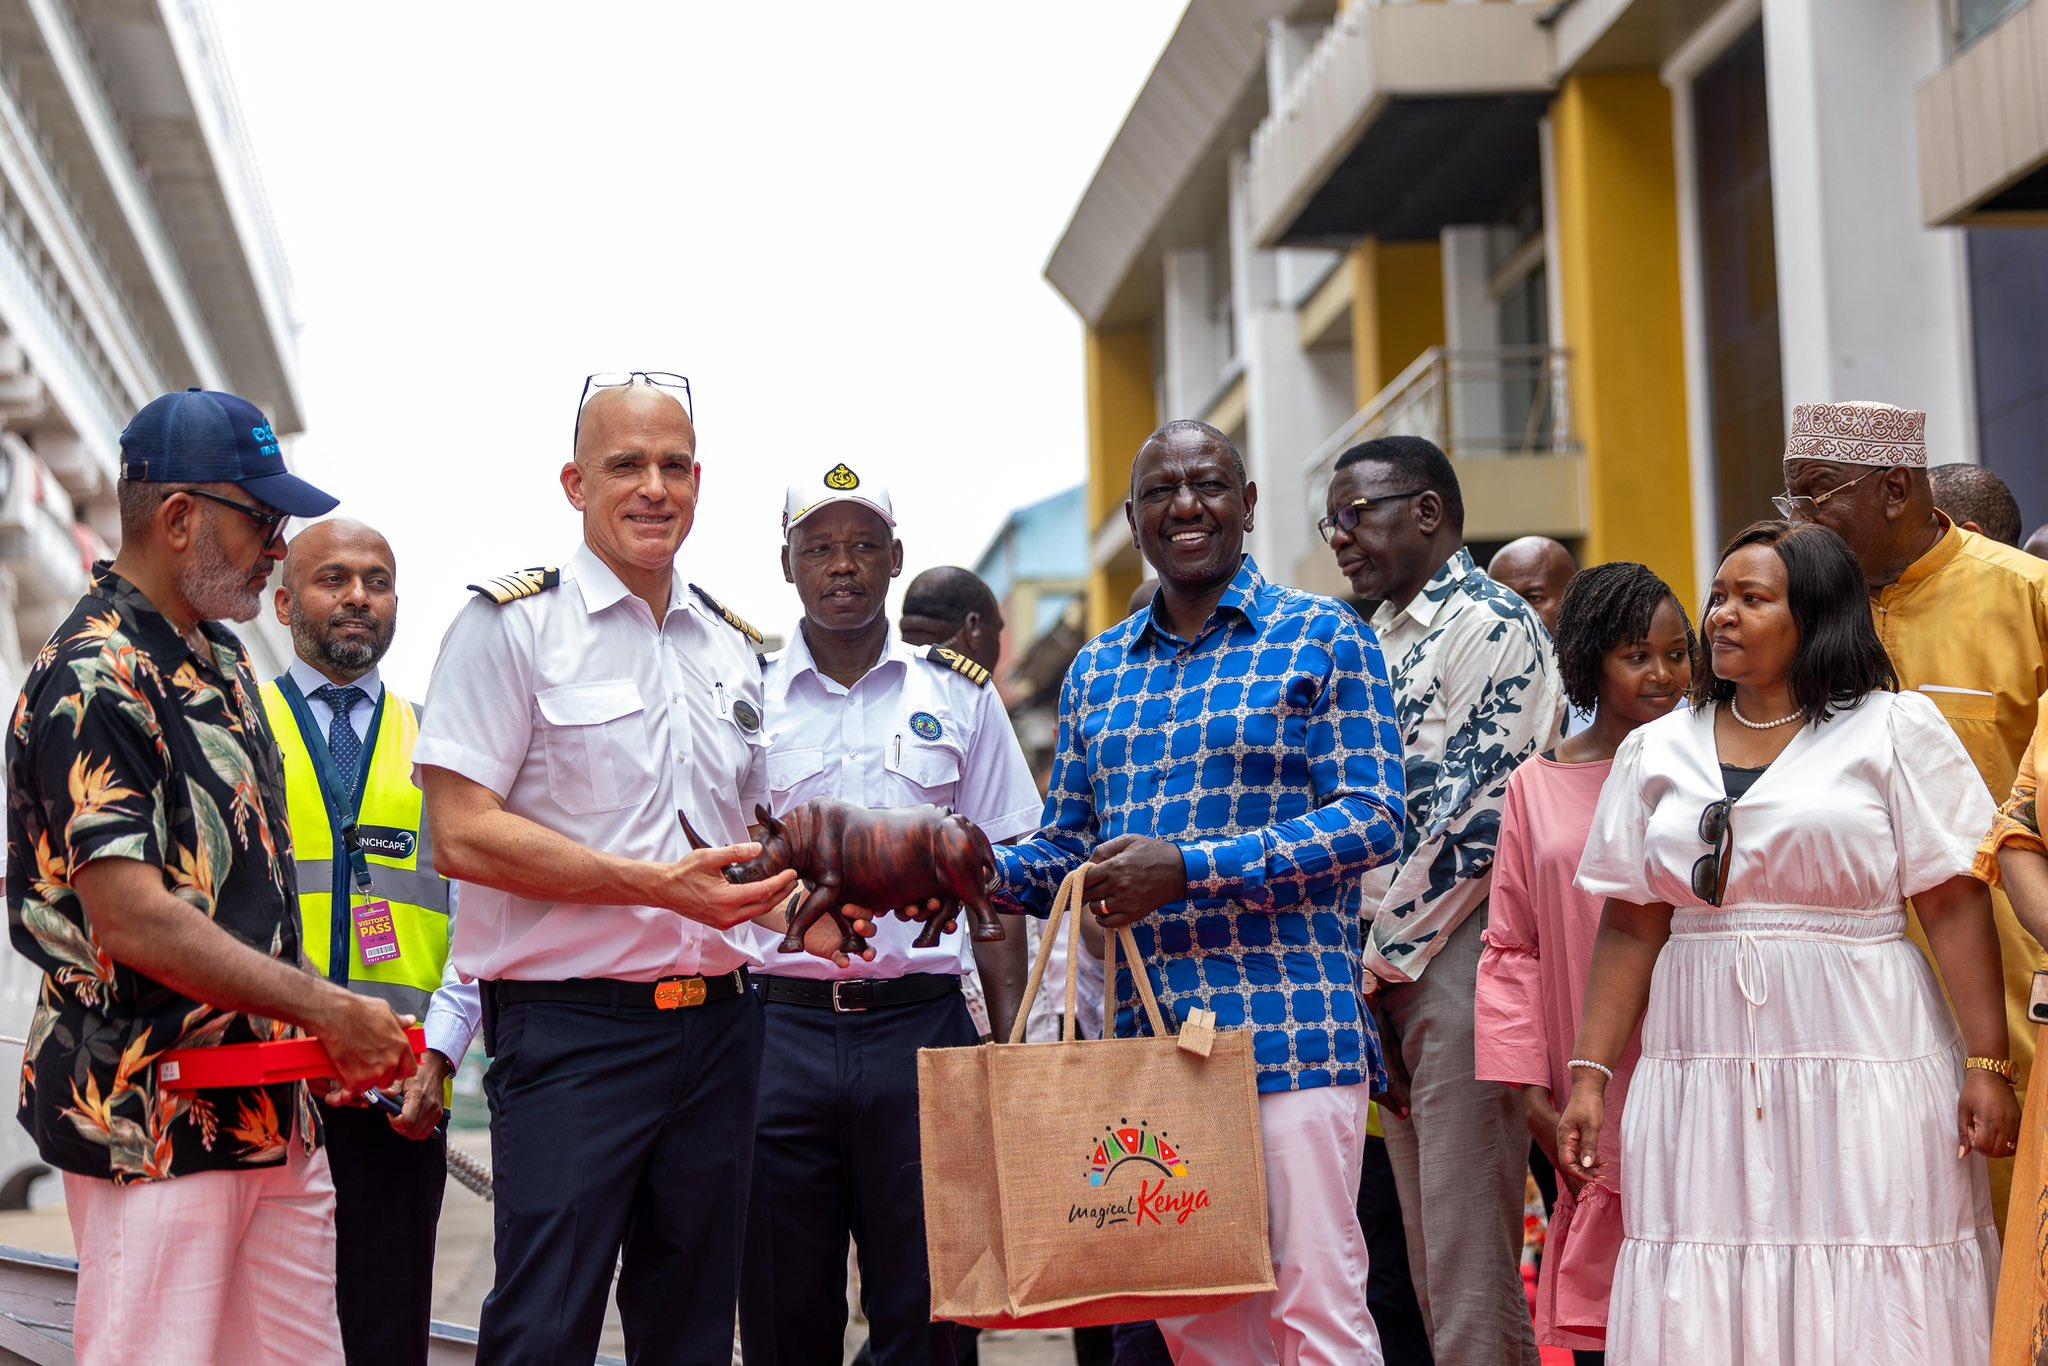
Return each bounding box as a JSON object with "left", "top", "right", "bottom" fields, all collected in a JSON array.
[
  {"left": 1552, "top": 71, "right": 1698, "bottom": 603},
  {"left": 1226, "top": 152, "right": 1355, "bottom": 586},
  {"left": 1441, "top": 225, "right": 1503, "bottom": 450},
  {"left": 1083, "top": 325, "right": 1157, "bottom": 636},
  {"left": 1162, "top": 248, "right": 1220, "bottom": 418},
  {"left": 1762, "top": 0, "right": 1975, "bottom": 461},
  {"left": 1349, "top": 240, "right": 1446, "bottom": 404}
]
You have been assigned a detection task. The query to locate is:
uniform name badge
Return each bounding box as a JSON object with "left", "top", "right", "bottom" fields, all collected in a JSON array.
[{"left": 353, "top": 898, "right": 401, "bottom": 965}]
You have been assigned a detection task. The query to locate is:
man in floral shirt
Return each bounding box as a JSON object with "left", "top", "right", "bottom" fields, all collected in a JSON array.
[{"left": 6, "top": 390, "right": 414, "bottom": 1364}]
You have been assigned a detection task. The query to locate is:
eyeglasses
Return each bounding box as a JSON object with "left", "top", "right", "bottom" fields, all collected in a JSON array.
[
  {"left": 1690, "top": 798, "right": 1733, "bottom": 907},
  {"left": 1316, "top": 490, "right": 1425, "bottom": 544},
  {"left": 1771, "top": 466, "right": 1875, "bottom": 519},
  {"left": 574, "top": 371, "right": 693, "bottom": 449},
  {"left": 184, "top": 488, "right": 289, "bottom": 548}
]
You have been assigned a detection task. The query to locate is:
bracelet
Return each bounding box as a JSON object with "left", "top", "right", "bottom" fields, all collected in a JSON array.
[
  {"left": 1567, "top": 1059, "right": 1614, "bottom": 1082},
  {"left": 1966, "top": 1056, "right": 2015, "bottom": 1082}
]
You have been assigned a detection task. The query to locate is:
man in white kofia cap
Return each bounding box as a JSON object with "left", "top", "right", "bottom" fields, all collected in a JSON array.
[
  {"left": 1778, "top": 399, "right": 2048, "bottom": 1230},
  {"left": 738, "top": 461, "right": 1044, "bottom": 1365}
]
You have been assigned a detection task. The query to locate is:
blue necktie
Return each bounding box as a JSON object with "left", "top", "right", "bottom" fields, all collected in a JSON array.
[{"left": 310, "top": 684, "right": 368, "bottom": 794}]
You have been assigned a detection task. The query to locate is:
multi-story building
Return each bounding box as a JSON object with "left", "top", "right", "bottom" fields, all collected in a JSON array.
[
  {"left": 1050, "top": 0, "right": 2048, "bottom": 635},
  {"left": 0, "top": 0, "right": 301, "bottom": 700},
  {"left": 0, "top": 0, "right": 302, "bottom": 1205},
  {"left": 969, "top": 483, "right": 1088, "bottom": 781}
]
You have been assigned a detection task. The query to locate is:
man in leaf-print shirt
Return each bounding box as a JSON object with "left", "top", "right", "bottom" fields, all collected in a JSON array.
[
  {"left": 6, "top": 390, "right": 414, "bottom": 1364},
  {"left": 1326, "top": 435, "right": 1558, "bottom": 1366}
]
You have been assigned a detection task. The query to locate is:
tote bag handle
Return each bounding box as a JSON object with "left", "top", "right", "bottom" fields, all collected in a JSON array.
[{"left": 1003, "top": 865, "right": 1170, "bottom": 1043}]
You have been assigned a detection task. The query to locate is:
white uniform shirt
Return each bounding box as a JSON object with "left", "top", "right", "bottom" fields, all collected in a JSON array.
[
  {"left": 414, "top": 543, "right": 770, "bottom": 983},
  {"left": 747, "top": 630, "right": 1042, "bottom": 981}
]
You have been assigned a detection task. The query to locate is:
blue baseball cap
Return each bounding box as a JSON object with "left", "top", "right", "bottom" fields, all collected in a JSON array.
[{"left": 119, "top": 388, "right": 337, "bottom": 518}]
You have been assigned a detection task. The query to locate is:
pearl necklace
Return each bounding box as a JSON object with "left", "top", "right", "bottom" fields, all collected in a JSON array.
[{"left": 1730, "top": 698, "right": 1801, "bottom": 730}]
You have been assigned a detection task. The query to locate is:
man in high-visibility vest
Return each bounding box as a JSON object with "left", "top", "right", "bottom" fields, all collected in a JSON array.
[{"left": 263, "top": 519, "right": 478, "bottom": 1366}]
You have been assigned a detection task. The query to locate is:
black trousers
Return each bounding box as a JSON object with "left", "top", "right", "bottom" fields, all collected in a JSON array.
[
  {"left": 478, "top": 989, "right": 763, "bottom": 1366},
  {"left": 738, "top": 986, "right": 978, "bottom": 1366},
  {"left": 1359, "top": 1133, "right": 1435, "bottom": 1366},
  {"left": 322, "top": 1101, "right": 447, "bottom": 1366}
]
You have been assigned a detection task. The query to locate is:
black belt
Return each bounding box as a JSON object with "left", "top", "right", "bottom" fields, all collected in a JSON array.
[
  {"left": 492, "top": 970, "right": 748, "bottom": 1012},
  {"left": 758, "top": 972, "right": 960, "bottom": 1014}
]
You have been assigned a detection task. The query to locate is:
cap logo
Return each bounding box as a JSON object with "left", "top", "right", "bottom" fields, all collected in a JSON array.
[
  {"left": 824, "top": 463, "right": 860, "bottom": 491},
  {"left": 251, "top": 424, "right": 280, "bottom": 461}
]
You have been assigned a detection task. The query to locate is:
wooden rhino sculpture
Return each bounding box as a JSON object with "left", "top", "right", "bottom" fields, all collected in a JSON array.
[{"left": 680, "top": 800, "right": 1004, "bottom": 954}]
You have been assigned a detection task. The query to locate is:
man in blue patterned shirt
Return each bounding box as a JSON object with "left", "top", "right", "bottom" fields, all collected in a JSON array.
[
  {"left": 1325, "top": 435, "right": 1558, "bottom": 1366},
  {"left": 992, "top": 420, "right": 1406, "bottom": 1365}
]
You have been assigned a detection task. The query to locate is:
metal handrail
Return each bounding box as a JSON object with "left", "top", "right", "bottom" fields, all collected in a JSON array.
[{"left": 1298, "top": 344, "right": 1576, "bottom": 478}]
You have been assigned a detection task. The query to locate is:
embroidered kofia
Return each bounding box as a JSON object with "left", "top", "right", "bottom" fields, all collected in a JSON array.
[{"left": 991, "top": 557, "right": 1404, "bottom": 1095}]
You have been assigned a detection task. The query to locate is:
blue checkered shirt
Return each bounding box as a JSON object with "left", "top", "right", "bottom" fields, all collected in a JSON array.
[{"left": 991, "top": 558, "right": 1405, "bottom": 1094}]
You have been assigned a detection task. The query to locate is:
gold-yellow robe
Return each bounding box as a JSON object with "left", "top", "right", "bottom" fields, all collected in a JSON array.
[{"left": 1879, "top": 518, "right": 2048, "bottom": 1243}]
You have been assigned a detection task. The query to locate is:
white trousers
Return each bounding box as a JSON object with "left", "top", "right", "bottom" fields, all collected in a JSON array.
[
  {"left": 1158, "top": 1083, "right": 1383, "bottom": 1366},
  {"left": 65, "top": 1141, "right": 343, "bottom": 1366}
]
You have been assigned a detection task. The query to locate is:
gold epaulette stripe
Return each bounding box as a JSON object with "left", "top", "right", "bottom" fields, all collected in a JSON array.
[
  {"left": 925, "top": 645, "right": 991, "bottom": 687},
  {"left": 467, "top": 566, "right": 559, "bottom": 605},
  {"left": 688, "top": 584, "right": 765, "bottom": 644}
]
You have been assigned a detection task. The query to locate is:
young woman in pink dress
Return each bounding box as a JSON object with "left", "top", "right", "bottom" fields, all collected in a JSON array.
[{"left": 1475, "top": 562, "right": 1696, "bottom": 1362}]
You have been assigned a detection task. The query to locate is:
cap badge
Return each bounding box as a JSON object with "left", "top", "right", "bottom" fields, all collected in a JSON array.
[
  {"left": 909, "top": 711, "right": 942, "bottom": 741},
  {"left": 733, "top": 699, "right": 762, "bottom": 733},
  {"left": 824, "top": 463, "right": 860, "bottom": 491}
]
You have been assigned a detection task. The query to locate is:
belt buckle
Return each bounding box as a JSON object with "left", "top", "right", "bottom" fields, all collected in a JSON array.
[
  {"left": 655, "top": 977, "right": 707, "bottom": 1010},
  {"left": 830, "top": 980, "right": 869, "bottom": 1014}
]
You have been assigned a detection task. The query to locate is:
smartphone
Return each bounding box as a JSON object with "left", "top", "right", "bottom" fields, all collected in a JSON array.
[{"left": 2032, "top": 971, "right": 2048, "bottom": 1025}]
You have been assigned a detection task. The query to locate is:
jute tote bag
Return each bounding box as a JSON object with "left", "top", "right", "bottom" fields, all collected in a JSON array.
[{"left": 919, "top": 865, "right": 1275, "bottom": 1330}]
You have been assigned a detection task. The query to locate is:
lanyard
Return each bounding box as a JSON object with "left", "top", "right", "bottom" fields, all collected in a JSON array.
[{"left": 276, "top": 673, "right": 386, "bottom": 903}]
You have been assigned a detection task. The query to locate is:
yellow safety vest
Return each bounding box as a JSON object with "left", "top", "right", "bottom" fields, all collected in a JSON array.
[{"left": 260, "top": 681, "right": 451, "bottom": 1022}]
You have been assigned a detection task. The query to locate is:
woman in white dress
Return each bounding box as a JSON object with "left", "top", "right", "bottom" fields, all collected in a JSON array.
[{"left": 1557, "top": 520, "right": 2018, "bottom": 1363}]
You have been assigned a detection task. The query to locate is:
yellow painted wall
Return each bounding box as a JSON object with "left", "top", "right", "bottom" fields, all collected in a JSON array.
[
  {"left": 1083, "top": 325, "right": 1157, "bottom": 636},
  {"left": 1349, "top": 240, "right": 1445, "bottom": 405},
  {"left": 1552, "top": 72, "right": 1697, "bottom": 604}
]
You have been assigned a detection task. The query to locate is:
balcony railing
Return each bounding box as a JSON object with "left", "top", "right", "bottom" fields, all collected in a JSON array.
[
  {"left": 1246, "top": 1, "right": 1551, "bottom": 248},
  {"left": 1301, "top": 345, "right": 1584, "bottom": 539}
]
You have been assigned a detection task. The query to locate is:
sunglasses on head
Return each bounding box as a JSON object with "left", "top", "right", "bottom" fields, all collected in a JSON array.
[
  {"left": 1690, "top": 797, "right": 1733, "bottom": 906},
  {"left": 573, "top": 371, "right": 693, "bottom": 449}
]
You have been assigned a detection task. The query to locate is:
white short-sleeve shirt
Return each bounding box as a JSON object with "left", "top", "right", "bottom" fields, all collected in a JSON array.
[
  {"left": 413, "top": 543, "right": 770, "bottom": 982},
  {"left": 746, "top": 629, "right": 1043, "bottom": 981}
]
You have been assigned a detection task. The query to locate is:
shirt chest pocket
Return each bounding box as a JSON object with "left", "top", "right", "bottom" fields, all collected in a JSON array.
[
  {"left": 536, "top": 681, "right": 657, "bottom": 815},
  {"left": 885, "top": 739, "right": 963, "bottom": 803},
  {"left": 765, "top": 747, "right": 826, "bottom": 808}
]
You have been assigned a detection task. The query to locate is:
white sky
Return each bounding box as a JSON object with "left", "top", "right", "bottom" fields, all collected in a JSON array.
[{"left": 208, "top": 2, "right": 1186, "bottom": 695}]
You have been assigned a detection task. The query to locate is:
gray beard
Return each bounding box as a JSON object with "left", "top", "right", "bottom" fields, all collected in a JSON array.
[
  {"left": 178, "top": 526, "right": 261, "bottom": 623},
  {"left": 289, "top": 602, "right": 386, "bottom": 677}
]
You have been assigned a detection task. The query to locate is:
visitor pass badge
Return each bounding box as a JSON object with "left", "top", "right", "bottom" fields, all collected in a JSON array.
[{"left": 354, "top": 899, "right": 401, "bottom": 965}]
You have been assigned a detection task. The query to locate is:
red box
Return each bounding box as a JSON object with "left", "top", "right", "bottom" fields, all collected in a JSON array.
[{"left": 157, "top": 1026, "right": 427, "bottom": 1091}]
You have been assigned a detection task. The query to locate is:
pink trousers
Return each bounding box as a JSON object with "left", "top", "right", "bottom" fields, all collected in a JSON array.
[
  {"left": 1157, "top": 1083, "right": 1384, "bottom": 1365},
  {"left": 64, "top": 1142, "right": 343, "bottom": 1366}
]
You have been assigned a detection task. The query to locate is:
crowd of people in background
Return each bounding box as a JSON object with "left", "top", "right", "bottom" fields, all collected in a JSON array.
[{"left": 7, "top": 376, "right": 2048, "bottom": 1366}]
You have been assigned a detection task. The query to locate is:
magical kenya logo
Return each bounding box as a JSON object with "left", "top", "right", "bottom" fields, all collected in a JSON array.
[{"left": 1067, "top": 1118, "right": 1211, "bottom": 1231}]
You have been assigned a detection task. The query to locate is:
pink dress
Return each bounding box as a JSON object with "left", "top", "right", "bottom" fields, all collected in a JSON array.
[{"left": 1475, "top": 753, "right": 1638, "bottom": 1350}]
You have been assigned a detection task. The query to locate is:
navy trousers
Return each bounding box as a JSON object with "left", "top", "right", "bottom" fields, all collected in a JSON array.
[
  {"left": 478, "top": 990, "right": 763, "bottom": 1366},
  {"left": 322, "top": 1100, "right": 445, "bottom": 1366},
  {"left": 738, "top": 985, "right": 978, "bottom": 1366}
]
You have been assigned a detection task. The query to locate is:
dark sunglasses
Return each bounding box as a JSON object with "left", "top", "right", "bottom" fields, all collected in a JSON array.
[
  {"left": 184, "top": 488, "right": 289, "bottom": 548},
  {"left": 573, "top": 371, "right": 693, "bottom": 450},
  {"left": 1316, "top": 490, "right": 1425, "bottom": 545},
  {"left": 1690, "top": 798, "right": 1733, "bottom": 907}
]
